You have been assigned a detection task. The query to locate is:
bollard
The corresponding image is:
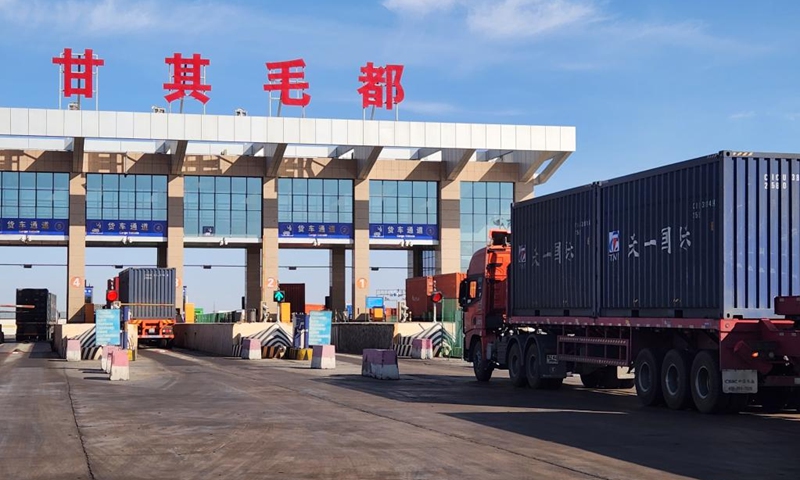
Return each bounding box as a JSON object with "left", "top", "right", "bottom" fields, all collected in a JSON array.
[
  {"left": 241, "top": 338, "right": 261, "bottom": 360},
  {"left": 411, "top": 338, "right": 433, "bottom": 360},
  {"left": 311, "top": 345, "right": 336, "bottom": 369},
  {"left": 101, "top": 346, "right": 119, "bottom": 372},
  {"left": 109, "top": 349, "right": 130, "bottom": 381},
  {"left": 65, "top": 339, "right": 81, "bottom": 362},
  {"left": 361, "top": 349, "right": 399, "bottom": 380}
]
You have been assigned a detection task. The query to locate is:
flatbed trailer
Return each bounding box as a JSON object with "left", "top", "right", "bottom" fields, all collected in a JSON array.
[{"left": 128, "top": 318, "right": 175, "bottom": 348}]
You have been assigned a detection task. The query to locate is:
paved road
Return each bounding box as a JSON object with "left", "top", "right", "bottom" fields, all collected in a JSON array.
[{"left": 1, "top": 342, "right": 798, "bottom": 480}]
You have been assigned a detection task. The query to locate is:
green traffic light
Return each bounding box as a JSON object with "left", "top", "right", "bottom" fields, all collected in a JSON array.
[{"left": 273, "top": 290, "right": 285, "bottom": 302}]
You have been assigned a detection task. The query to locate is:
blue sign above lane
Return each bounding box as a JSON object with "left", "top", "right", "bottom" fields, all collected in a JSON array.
[
  {"left": 87, "top": 220, "right": 167, "bottom": 237},
  {"left": 369, "top": 223, "right": 438, "bottom": 240},
  {"left": 279, "top": 222, "right": 352, "bottom": 239},
  {"left": 0, "top": 218, "right": 67, "bottom": 235}
]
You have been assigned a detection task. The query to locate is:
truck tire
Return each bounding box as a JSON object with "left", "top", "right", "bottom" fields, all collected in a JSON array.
[
  {"left": 507, "top": 342, "right": 528, "bottom": 388},
  {"left": 690, "top": 350, "right": 727, "bottom": 414},
  {"left": 471, "top": 339, "right": 493, "bottom": 382},
  {"left": 524, "top": 342, "right": 546, "bottom": 389},
  {"left": 661, "top": 349, "right": 693, "bottom": 410},
  {"left": 634, "top": 349, "right": 664, "bottom": 406}
]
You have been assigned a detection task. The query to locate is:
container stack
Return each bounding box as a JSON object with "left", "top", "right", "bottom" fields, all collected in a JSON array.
[{"left": 15, "top": 288, "right": 57, "bottom": 341}]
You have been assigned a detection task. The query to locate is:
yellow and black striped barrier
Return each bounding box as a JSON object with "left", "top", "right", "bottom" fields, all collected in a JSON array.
[{"left": 285, "top": 347, "right": 313, "bottom": 360}]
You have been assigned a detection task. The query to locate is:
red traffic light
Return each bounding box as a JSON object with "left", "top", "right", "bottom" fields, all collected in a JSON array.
[
  {"left": 106, "top": 290, "right": 118, "bottom": 303},
  {"left": 431, "top": 291, "right": 443, "bottom": 303}
]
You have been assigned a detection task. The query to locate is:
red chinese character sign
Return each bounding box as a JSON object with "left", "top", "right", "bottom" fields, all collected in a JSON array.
[
  {"left": 52, "top": 48, "right": 104, "bottom": 110},
  {"left": 163, "top": 53, "right": 211, "bottom": 112},
  {"left": 263, "top": 58, "right": 310, "bottom": 116},
  {"left": 358, "top": 62, "right": 405, "bottom": 119}
]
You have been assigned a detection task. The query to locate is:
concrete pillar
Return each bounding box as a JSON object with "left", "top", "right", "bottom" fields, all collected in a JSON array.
[
  {"left": 329, "top": 246, "right": 346, "bottom": 312},
  {"left": 515, "top": 182, "right": 534, "bottom": 202},
  {"left": 436, "top": 180, "right": 461, "bottom": 275},
  {"left": 157, "top": 175, "right": 184, "bottom": 310},
  {"left": 67, "top": 173, "right": 86, "bottom": 323},
  {"left": 352, "top": 180, "right": 370, "bottom": 320},
  {"left": 261, "top": 178, "right": 279, "bottom": 321},
  {"left": 245, "top": 245, "right": 261, "bottom": 310},
  {"left": 407, "top": 248, "right": 423, "bottom": 278}
]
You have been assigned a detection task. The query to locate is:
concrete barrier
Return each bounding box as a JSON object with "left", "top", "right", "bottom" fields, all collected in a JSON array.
[
  {"left": 311, "top": 345, "right": 336, "bottom": 369},
  {"left": 361, "top": 349, "right": 399, "bottom": 380},
  {"left": 66, "top": 339, "right": 81, "bottom": 362},
  {"left": 411, "top": 338, "right": 433, "bottom": 360},
  {"left": 109, "top": 350, "right": 130, "bottom": 381},
  {"left": 101, "top": 346, "right": 119, "bottom": 372},
  {"left": 241, "top": 338, "right": 261, "bottom": 360}
]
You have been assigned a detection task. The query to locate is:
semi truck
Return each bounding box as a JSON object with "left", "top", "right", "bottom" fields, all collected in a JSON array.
[
  {"left": 106, "top": 267, "right": 177, "bottom": 348},
  {"left": 459, "top": 152, "right": 800, "bottom": 414}
]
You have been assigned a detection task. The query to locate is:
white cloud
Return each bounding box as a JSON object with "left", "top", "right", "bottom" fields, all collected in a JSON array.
[
  {"left": 466, "top": 0, "right": 601, "bottom": 40},
  {"left": 729, "top": 111, "right": 756, "bottom": 120},
  {"left": 383, "top": 0, "right": 459, "bottom": 16}
]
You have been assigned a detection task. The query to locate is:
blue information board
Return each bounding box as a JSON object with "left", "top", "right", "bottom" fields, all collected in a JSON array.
[
  {"left": 95, "top": 309, "right": 121, "bottom": 347},
  {"left": 306, "top": 311, "right": 332, "bottom": 346},
  {"left": 369, "top": 223, "right": 438, "bottom": 240},
  {"left": 0, "top": 218, "right": 67, "bottom": 235},
  {"left": 279, "top": 222, "right": 352, "bottom": 239},
  {"left": 366, "top": 296, "right": 384, "bottom": 309},
  {"left": 86, "top": 220, "right": 167, "bottom": 237}
]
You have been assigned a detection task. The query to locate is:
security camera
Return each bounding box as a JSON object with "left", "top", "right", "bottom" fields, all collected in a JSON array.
[{"left": 235, "top": 108, "right": 247, "bottom": 116}]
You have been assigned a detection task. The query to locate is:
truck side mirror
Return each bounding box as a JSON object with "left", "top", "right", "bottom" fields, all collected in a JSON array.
[{"left": 458, "top": 280, "right": 468, "bottom": 308}]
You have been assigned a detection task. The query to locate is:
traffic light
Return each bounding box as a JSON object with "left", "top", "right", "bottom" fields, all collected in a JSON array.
[
  {"left": 431, "top": 291, "right": 443, "bottom": 304},
  {"left": 105, "top": 277, "right": 119, "bottom": 308},
  {"left": 273, "top": 290, "right": 286, "bottom": 303}
]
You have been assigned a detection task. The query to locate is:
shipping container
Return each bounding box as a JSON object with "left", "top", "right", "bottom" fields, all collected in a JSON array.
[
  {"left": 510, "top": 185, "right": 597, "bottom": 317},
  {"left": 280, "top": 283, "right": 306, "bottom": 314},
  {"left": 433, "top": 273, "right": 466, "bottom": 299},
  {"left": 15, "top": 289, "right": 57, "bottom": 325},
  {"left": 118, "top": 268, "right": 176, "bottom": 319},
  {"left": 16, "top": 323, "right": 47, "bottom": 340},
  {"left": 405, "top": 276, "right": 434, "bottom": 319}
]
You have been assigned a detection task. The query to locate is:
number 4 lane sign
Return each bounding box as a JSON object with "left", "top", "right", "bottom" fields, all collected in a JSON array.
[{"left": 273, "top": 290, "right": 286, "bottom": 303}]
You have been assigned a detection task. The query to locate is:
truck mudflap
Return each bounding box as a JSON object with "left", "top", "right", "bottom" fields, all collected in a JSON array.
[{"left": 720, "top": 319, "right": 800, "bottom": 392}]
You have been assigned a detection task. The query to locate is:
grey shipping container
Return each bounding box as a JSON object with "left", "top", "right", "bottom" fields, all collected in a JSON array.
[
  {"left": 15, "top": 289, "right": 57, "bottom": 325},
  {"left": 509, "top": 151, "right": 800, "bottom": 320},
  {"left": 510, "top": 184, "right": 597, "bottom": 316},
  {"left": 118, "top": 268, "right": 176, "bottom": 319}
]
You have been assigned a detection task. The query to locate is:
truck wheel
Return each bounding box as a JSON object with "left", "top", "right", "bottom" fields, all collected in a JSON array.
[
  {"left": 661, "top": 349, "right": 693, "bottom": 410},
  {"left": 471, "top": 339, "right": 493, "bottom": 382},
  {"left": 690, "top": 350, "right": 727, "bottom": 414},
  {"left": 634, "top": 349, "right": 664, "bottom": 406},
  {"left": 524, "top": 342, "right": 546, "bottom": 389},
  {"left": 507, "top": 342, "right": 528, "bottom": 388}
]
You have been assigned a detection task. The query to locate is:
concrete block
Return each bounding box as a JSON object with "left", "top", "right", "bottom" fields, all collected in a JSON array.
[
  {"left": 361, "top": 348, "right": 399, "bottom": 380},
  {"left": 109, "top": 350, "right": 130, "bottom": 381},
  {"left": 261, "top": 345, "right": 286, "bottom": 359},
  {"left": 101, "top": 346, "right": 119, "bottom": 372},
  {"left": 66, "top": 339, "right": 81, "bottom": 362},
  {"left": 311, "top": 345, "right": 336, "bottom": 369},
  {"left": 411, "top": 338, "right": 433, "bottom": 360},
  {"left": 241, "top": 338, "right": 261, "bottom": 360}
]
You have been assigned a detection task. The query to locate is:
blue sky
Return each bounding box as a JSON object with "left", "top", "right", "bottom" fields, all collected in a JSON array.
[{"left": 0, "top": 0, "right": 799, "bottom": 313}]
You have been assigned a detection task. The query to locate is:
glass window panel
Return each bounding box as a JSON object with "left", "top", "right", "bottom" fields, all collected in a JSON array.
[
  {"left": 369, "top": 180, "right": 381, "bottom": 197},
  {"left": 134, "top": 192, "right": 150, "bottom": 209},
  {"left": 412, "top": 197, "right": 426, "bottom": 214},
  {"left": 293, "top": 179, "right": 308, "bottom": 195},
  {"left": 461, "top": 241, "right": 473, "bottom": 256},
  {"left": 323, "top": 196, "right": 339, "bottom": 212},
  {"left": 215, "top": 176, "right": 231, "bottom": 194},
  {"left": 231, "top": 194, "right": 247, "bottom": 211},
  {"left": 278, "top": 210, "right": 291, "bottom": 222},
  {"left": 185, "top": 213, "right": 199, "bottom": 236},
  {"left": 2, "top": 205, "right": 17, "bottom": 217},
  {"left": 119, "top": 175, "right": 136, "bottom": 192},
  {"left": 473, "top": 182, "right": 486, "bottom": 198},
  {"left": 185, "top": 192, "right": 199, "bottom": 210},
  {"left": 339, "top": 180, "right": 352, "bottom": 195},
  {"left": 322, "top": 179, "right": 338, "bottom": 196},
  {"left": 339, "top": 211, "right": 352, "bottom": 223},
  {"left": 384, "top": 213, "right": 397, "bottom": 223},
  {"left": 500, "top": 182, "right": 513, "bottom": 199},
  {"left": 183, "top": 176, "right": 198, "bottom": 192},
  {"left": 119, "top": 208, "right": 136, "bottom": 220},
  {"left": 37, "top": 206, "right": 53, "bottom": 218},
  {"left": 398, "top": 197, "right": 412, "bottom": 214},
  {"left": 476, "top": 222, "right": 487, "bottom": 243},
  {"left": 460, "top": 181, "right": 472, "bottom": 200},
  {"left": 426, "top": 198, "right": 437, "bottom": 215},
  {"left": 151, "top": 176, "right": 167, "bottom": 193},
  {"left": 487, "top": 198, "right": 500, "bottom": 215},
  {"left": 246, "top": 210, "right": 261, "bottom": 237},
  {"left": 461, "top": 197, "right": 472, "bottom": 214},
  {"left": 2, "top": 172, "right": 18, "bottom": 189},
  {"left": 19, "top": 190, "right": 36, "bottom": 207},
  {"left": 398, "top": 181, "right": 412, "bottom": 198},
  {"left": 215, "top": 193, "right": 230, "bottom": 210},
  {"left": 369, "top": 198, "right": 382, "bottom": 214},
  {"left": 119, "top": 192, "right": 135, "bottom": 209},
  {"left": 36, "top": 173, "right": 53, "bottom": 190},
  {"left": 152, "top": 193, "right": 167, "bottom": 210},
  {"left": 199, "top": 211, "right": 215, "bottom": 230},
  {"left": 278, "top": 196, "right": 292, "bottom": 211},
  {"left": 292, "top": 195, "right": 307, "bottom": 211},
  {"left": 247, "top": 177, "right": 261, "bottom": 195},
  {"left": 340, "top": 196, "right": 352, "bottom": 212},
  {"left": 461, "top": 229, "right": 473, "bottom": 242},
  {"left": 86, "top": 207, "right": 101, "bottom": 219},
  {"left": 19, "top": 206, "right": 35, "bottom": 217},
  {"left": 198, "top": 176, "right": 215, "bottom": 193},
  {"left": 428, "top": 181, "right": 437, "bottom": 199},
  {"left": 383, "top": 181, "right": 397, "bottom": 197},
  {"left": 308, "top": 179, "right": 323, "bottom": 195},
  {"left": 324, "top": 211, "right": 337, "bottom": 223},
  {"left": 101, "top": 208, "right": 116, "bottom": 220},
  {"left": 37, "top": 190, "right": 53, "bottom": 206},
  {"left": 278, "top": 178, "right": 292, "bottom": 194},
  {"left": 369, "top": 211, "right": 382, "bottom": 223},
  {"left": 53, "top": 191, "right": 68, "bottom": 208},
  {"left": 308, "top": 195, "right": 322, "bottom": 210},
  {"left": 153, "top": 209, "right": 167, "bottom": 221},
  {"left": 2, "top": 189, "right": 17, "bottom": 206},
  {"left": 383, "top": 197, "right": 397, "bottom": 213},
  {"left": 19, "top": 172, "right": 36, "bottom": 190},
  {"left": 229, "top": 177, "right": 245, "bottom": 193},
  {"left": 54, "top": 173, "right": 69, "bottom": 191},
  {"left": 500, "top": 201, "right": 511, "bottom": 216},
  {"left": 474, "top": 198, "right": 486, "bottom": 214},
  {"left": 293, "top": 211, "right": 307, "bottom": 222},
  {"left": 102, "top": 174, "right": 119, "bottom": 191},
  {"left": 136, "top": 209, "right": 153, "bottom": 221},
  {"left": 215, "top": 210, "right": 231, "bottom": 236},
  {"left": 461, "top": 214, "right": 472, "bottom": 231},
  {"left": 246, "top": 194, "right": 261, "bottom": 210},
  {"left": 308, "top": 210, "right": 323, "bottom": 223},
  {"left": 399, "top": 212, "right": 413, "bottom": 223},
  {"left": 427, "top": 213, "right": 437, "bottom": 225},
  {"left": 486, "top": 182, "right": 500, "bottom": 199},
  {"left": 412, "top": 181, "right": 426, "bottom": 197},
  {"left": 54, "top": 207, "right": 68, "bottom": 219}
]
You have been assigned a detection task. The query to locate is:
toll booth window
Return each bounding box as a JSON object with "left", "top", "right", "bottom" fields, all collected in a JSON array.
[
  {"left": 0, "top": 172, "right": 69, "bottom": 220},
  {"left": 184, "top": 176, "right": 262, "bottom": 238}
]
